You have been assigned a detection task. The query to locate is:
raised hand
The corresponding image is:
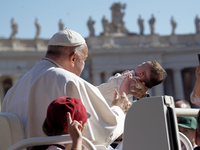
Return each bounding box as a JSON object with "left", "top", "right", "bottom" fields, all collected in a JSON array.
[
  {"left": 111, "top": 90, "right": 131, "bottom": 113},
  {"left": 67, "top": 112, "right": 83, "bottom": 150}
]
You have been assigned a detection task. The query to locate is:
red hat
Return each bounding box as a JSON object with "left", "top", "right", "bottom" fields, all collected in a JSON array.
[{"left": 46, "top": 96, "right": 88, "bottom": 131}]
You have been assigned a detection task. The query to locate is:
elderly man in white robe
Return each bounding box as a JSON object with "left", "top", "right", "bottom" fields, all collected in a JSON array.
[{"left": 1, "top": 29, "right": 147, "bottom": 148}]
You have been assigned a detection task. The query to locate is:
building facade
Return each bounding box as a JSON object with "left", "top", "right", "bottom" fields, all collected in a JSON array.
[{"left": 0, "top": 2, "right": 200, "bottom": 108}]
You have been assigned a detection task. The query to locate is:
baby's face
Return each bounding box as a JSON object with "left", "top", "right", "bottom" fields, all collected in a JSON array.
[{"left": 135, "top": 61, "right": 151, "bottom": 81}]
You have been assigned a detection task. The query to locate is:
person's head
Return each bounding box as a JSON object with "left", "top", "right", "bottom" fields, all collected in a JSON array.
[
  {"left": 175, "top": 99, "right": 191, "bottom": 108},
  {"left": 135, "top": 60, "right": 167, "bottom": 88},
  {"left": 178, "top": 117, "right": 197, "bottom": 146},
  {"left": 43, "top": 96, "right": 88, "bottom": 136},
  {"left": 45, "top": 29, "right": 88, "bottom": 76}
]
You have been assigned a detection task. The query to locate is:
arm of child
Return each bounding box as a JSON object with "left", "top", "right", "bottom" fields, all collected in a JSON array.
[{"left": 67, "top": 112, "right": 83, "bottom": 150}]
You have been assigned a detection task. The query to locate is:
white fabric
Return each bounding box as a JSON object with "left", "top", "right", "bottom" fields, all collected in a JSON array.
[
  {"left": 1, "top": 59, "right": 125, "bottom": 147},
  {"left": 48, "top": 29, "right": 85, "bottom": 46},
  {"left": 97, "top": 73, "right": 136, "bottom": 106},
  {"left": 46, "top": 145, "right": 64, "bottom": 150}
]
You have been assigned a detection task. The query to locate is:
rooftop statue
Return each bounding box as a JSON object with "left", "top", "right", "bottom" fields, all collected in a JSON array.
[
  {"left": 138, "top": 15, "right": 144, "bottom": 35},
  {"left": 171, "top": 16, "right": 177, "bottom": 35},
  {"left": 109, "top": 2, "right": 129, "bottom": 34},
  {"left": 59, "top": 19, "right": 64, "bottom": 31},
  {"left": 149, "top": 14, "right": 156, "bottom": 35},
  {"left": 111, "top": 3, "right": 125, "bottom": 26},
  {"left": 87, "top": 16, "right": 95, "bottom": 37},
  {"left": 195, "top": 15, "right": 200, "bottom": 34},
  {"left": 10, "top": 18, "right": 18, "bottom": 39},
  {"left": 102, "top": 15, "right": 109, "bottom": 35},
  {"left": 35, "top": 18, "right": 40, "bottom": 39}
]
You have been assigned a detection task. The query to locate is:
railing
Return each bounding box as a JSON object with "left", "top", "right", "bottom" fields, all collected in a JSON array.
[{"left": 175, "top": 108, "right": 199, "bottom": 117}]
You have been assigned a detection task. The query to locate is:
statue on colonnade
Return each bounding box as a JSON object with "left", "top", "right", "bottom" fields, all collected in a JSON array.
[
  {"left": 109, "top": 2, "right": 129, "bottom": 34},
  {"left": 35, "top": 18, "right": 40, "bottom": 39},
  {"left": 87, "top": 16, "right": 95, "bottom": 37},
  {"left": 138, "top": 15, "right": 144, "bottom": 35},
  {"left": 10, "top": 18, "right": 18, "bottom": 39},
  {"left": 171, "top": 16, "right": 177, "bottom": 35},
  {"left": 59, "top": 19, "right": 64, "bottom": 31},
  {"left": 195, "top": 15, "right": 200, "bottom": 34},
  {"left": 102, "top": 15, "right": 109, "bottom": 35},
  {"left": 149, "top": 14, "right": 156, "bottom": 35}
]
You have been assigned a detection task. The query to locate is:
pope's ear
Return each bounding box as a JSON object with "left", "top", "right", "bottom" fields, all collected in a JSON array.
[{"left": 69, "top": 51, "right": 77, "bottom": 66}]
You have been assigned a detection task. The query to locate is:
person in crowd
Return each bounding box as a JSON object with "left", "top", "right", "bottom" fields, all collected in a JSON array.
[
  {"left": 30, "top": 96, "right": 88, "bottom": 150},
  {"left": 191, "top": 65, "right": 200, "bottom": 106},
  {"left": 175, "top": 99, "right": 191, "bottom": 109},
  {"left": 1, "top": 29, "right": 137, "bottom": 147},
  {"left": 194, "top": 110, "right": 200, "bottom": 150},
  {"left": 178, "top": 117, "right": 197, "bottom": 149},
  {"left": 98, "top": 60, "right": 167, "bottom": 106}
]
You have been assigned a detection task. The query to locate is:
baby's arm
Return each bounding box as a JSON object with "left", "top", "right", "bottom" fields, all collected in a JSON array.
[{"left": 119, "top": 73, "right": 136, "bottom": 95}]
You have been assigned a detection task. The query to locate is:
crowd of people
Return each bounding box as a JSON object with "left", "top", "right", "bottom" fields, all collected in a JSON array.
[
  {"left": 1, "top": 28, "right": 200, "bottom": 150},
  {"left": 173, "top": 63, "right": 200, "bottom": 150}
]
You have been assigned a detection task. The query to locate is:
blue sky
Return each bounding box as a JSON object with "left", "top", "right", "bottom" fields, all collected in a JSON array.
[{"left": 0, "top": 0, "right": 200, "bottom": 39}]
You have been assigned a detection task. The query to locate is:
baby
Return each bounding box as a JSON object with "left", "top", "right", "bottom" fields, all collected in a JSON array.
[{"left": 98, "top": 60, "right": 167, "bottom": 106}]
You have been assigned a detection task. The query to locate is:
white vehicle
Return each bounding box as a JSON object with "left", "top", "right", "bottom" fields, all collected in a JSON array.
[{"left": 0, "top": 96, "right": 198, "bottom": 150}]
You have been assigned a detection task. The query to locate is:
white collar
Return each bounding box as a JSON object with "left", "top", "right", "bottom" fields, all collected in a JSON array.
[{"left": 42, "top": 57, "right": 63, "bottom": 69}]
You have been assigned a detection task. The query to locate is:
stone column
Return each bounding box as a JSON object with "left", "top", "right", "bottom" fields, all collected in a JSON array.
[
  {"left": 173, "top": 68, "right": 184, "bottom": 99},
  {"left": 104, "top": 71, "right": 113, "bottom": 82},
  {"left": 91, "top": 71, "right": 101, "bottom": 86},
  {"left": 153, "top": 83, "right": 165, "bottom": 96}
]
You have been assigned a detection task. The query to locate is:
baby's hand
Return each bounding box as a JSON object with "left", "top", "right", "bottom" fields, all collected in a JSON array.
[
  {"left": 121, "top": 70, "right": 131, "bottom": 75},
  {"left": 130, "top": 79, "right": 148, "bottom": 99}
]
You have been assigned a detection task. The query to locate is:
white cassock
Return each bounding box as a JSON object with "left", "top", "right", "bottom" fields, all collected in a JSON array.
[{"left": 1, "top": 58, "right": 125, "bottom": 147}]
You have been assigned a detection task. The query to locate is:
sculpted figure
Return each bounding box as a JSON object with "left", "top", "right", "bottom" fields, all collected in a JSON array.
[
  {"left": 195, "top": 15, "right": 200, "bottom": 34},
  {"left": 171, "top": 16, "right": 177, "bottom": 35},
  {"left": 87, "top": 16, "right": 95, "bottom": 37},
  {"left": 109, "top": 2, "right": 129, "bottom": 33},
  {"left": 138, "top": 15, "right": 144, "bottom": 35},
  {"left": 35, "top": 18, "right": 40, "bottom": 39},
  {"left": 149, "top": 14, "right": 156, "bottom": 35},
  {"left": 111, "top": 3, "right": 126, "bottom": 26},
  {"left": 10, "top": 18, "right": 18, "bottom": 39},
  {"left": 59, "top": 19, "right": 64, "bottom": 31},
  {"left": 102, "top": 15, "right": 109, "bottom": 35}
]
